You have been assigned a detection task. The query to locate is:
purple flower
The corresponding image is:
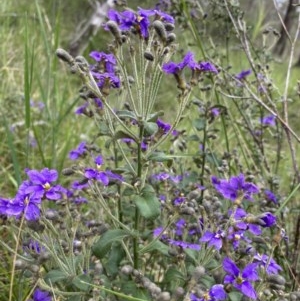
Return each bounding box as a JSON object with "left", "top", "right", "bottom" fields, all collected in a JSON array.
[
  {"left": 153, "top": 226, "right": 168, "bottom": 240},
  {"left": 105, "top": 170, "right": 124, "bottom": 182},
  {"left": 72, "top": 180, "right": 89, "bottom": 190},
  {"left": 162, "top": 51, "right": 196, "bottom": 74},
  {"left": 94, "top": 155, "right": 104, "bottom": 167},
  {"left": 156, "top": 119, "right": 171, "bottom": 134},
  {"left": 264, "top": 189, "right": 278, "bottom": 204},
  {"left": 24, "top": 240, "right": 45, "bottom": 254},
  {"left": 2, "top": 183, "right": 42, "bottom": 221},
  {"left": 84, "top": 168, "right": 109, "bottom": 186},
  {"left": 92, "top": 71, "right": 121, "bottom": 89},
  {"left": 29, "top": 289, "right": 52, "bottom": 301},
  {"left": 173, "top": 194, "right": 185, "bottom": 206},
  {"left": 25, "top": 168, "right": 63, "bottom": 200},
  {"left": 138, "top": 7, "right": 174, "bottom": 23},
  {"left": 168, "top": 239, "right": 201, "bottom": 250},
  {"left": 253, "top": 254, "right": 282, "bottom": 274},
  {"left": 223, "top": 257, "right": 259, "bottom": 299},
  {"left": 212, "top": 174, "right": 259, "bottom": 202},
  {"left": 106, "top": 9, "right": 151, "bottom": 38},
  {"left": 261, "top": 115, "right": 276, "bottom": 126},
  {"left": 227, "top": 227, "right": 251, "bottom": 249},
  {"left": 0, "top": 197, "right": 10, "bottom": 216},
  {"left": 175, "top": 218, "right": 186, "bottom": 236},
  {"left": 236, "top": 69, "right": 251, "bottom": 81},
  {"left": 197, "top": 62, "right": 218, "bottom": 73},
  {"left": 94, "top": 98, "right": 103, "bottom": 109},
  {"left": 211, "top": 108, "right": 220, "bottom": 117},
  {"left": 153, "top": 172, "right": 170, "bottom": 181},
  {"left": 90, "top": 51, "right": 116, "bottom": 73},
  {"left": 69, "top": 142, "right": 87, "bottom": 160},
  {"left": 200, "top": 230, "right": 225, "bottom": 250},
  {"left": 190, "top": 284, "right": 227, "bottom": 301},
  {"left": 75, "top": 102, "right": 89, "bottom": 115},
  {"left": 256, "top": 212, "right": 276, "bottom": 227}
]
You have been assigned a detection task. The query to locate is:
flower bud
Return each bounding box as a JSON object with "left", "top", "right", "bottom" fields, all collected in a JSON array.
[
  {"left": 153, "top": 20, "right": 167, "bottom": 43},
  {"left": 267, "top": 274, "right": 286, "bottom": 286},
  {"left": 157, "top": 292, "right": 171, "bottom": 301},
  {"left": 269, "top": 283, "right": 285, "bottom": 291},
  {"left": 56, "top": 48, "right": 74, "bottom": 64},
  {"left": 144, "top": 51, "right": 154, "bottom": 61},
  {"left": 15, "top": 259, "right": 27, "bottom": 269},
  {"left": 167, "top": 33, "right": 176, "bottom": 45},
  {"left": 121, "top": 265, "right": 133, "bottom": 275},
  {"left": 192, "top": 266, "right": 206, "bottom": 282},
  {"left": 62, "top": 168, "right": 75, "bottom": 176},
  {"left": 45, "top": 209, "right": 59, "bottom": 221},
  {"left": 29, "top": 264, "right": 40, "bottom": 273},
  {"left": 106, "top": 21, "right": 123, "bottom": 44},
  {"left": 164, "top": 23, "right": 175, "bottom": 31}
]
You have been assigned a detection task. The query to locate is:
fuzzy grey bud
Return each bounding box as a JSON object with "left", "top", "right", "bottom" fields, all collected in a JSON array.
[
  {"left": 269, "top": 283, "right": 285, "bottom": 291},
  {"left": 290, "top": 292, "right": 300, "bottom": 301},
  {"left": 180, "top": 207, "right": 195, "bottom": 215},
  {"left": 142, "top": 277, "right": 152, "bottom": 288},
  {"left": 144, "top": 51, "right": 154, "bottom": 61},
  {"left": 167, "top": 33, "right": 176, "bottom": 44},
  {"left": 106, "top": 21, "right": 122, "bottom": 44},
  {"left": 133, "top": 269, "right": 142, "bottom": 277},
  {"left": 173, "top": 287, "right": 185, "bottom": 299},
  {"left": 38, "top": 251, "right": 51, "bottom": 264},
  {"left": 56, "top": 48, "right": 74, "bottom": 64},
  {"left": 15, "top": 259, "right": 27, "bottom": 269},
  {"left": 153, "top": 20, "right": 167, "bottom": 43},
  {"left": 45, "top": 209, "right": 59, "bottom": 221},
  {"left": 267, "top": 274, "right": 286, "bottom": 286},
  {"left": 29, "top": 264, "right": 40, "bottom": 273},
  {"left": 62, "top": 168, "right": 75, "bottom": 176},
  {"left": 192, "top": 266, "right": 206, "bottom": 282},
  {"left": 156, "top": 292, "right": 171, "bottom": 301},
  {"left": 164, "top": 23, "right": 175, "bottom": 31},
  {"left": 121, "top": 265, "right": 133, "bottom": 275}
]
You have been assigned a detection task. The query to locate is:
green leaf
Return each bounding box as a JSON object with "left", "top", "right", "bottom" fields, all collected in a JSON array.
[
  {"left": 92, "top": 229, "right": 129, "bottom": 259},
  {"left": 98, "top": 121, "right": 110, "bottom": 136},
  {"left": 146, "top": 111, "right": 164, "bottom": 122},
  {"left": 147, "top": 152, "right": 173, "bottom": 167},
  {"left": 133, "top": 185, "right": 161, "bottom": 220},
  {"left": 123, "top": 187, "right": 136, "bottom": 196},
  {"left": 113, "top": 130, "right": 137, "bottom": 142},
  {"left": 116, "top": 110, "right": 138, "bottom": 121},
  {"left": 143, "top": 121, "right": 158, "bottom": 136},
  {"left": 72, "top": 274, "right": 92, "bottom": 292},
  {"left": 228, "top": 291, "right": 243, "bottom": 301},
  {"left": 164, "top": 267, "right": 186, "bottom": 285},
  {"left": 139, "top": 240, "right": 169, "bottom": 256},
  {"left": 106, "top": 243, "right": 126, "bottom": 277},
  {"left": 193, "top": 118, "right": 206, "bottom": 131},
  {"left": 44, "top": 270, "right": 68, "bottom": 285},
  {"left": 133, "top": 196, "right": 160, "bottom": 219},
  {"left": 188, "top": 134, "right": 200, "bottom": 141}
]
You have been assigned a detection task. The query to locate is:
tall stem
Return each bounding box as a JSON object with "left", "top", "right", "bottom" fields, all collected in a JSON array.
[{"left": 133, "top": 123, "right": 144, "bottom": 269}]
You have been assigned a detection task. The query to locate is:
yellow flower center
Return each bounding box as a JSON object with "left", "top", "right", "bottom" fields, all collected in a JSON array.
[{"left": 43, "top": 182, "right": 51, "bottom": 190}]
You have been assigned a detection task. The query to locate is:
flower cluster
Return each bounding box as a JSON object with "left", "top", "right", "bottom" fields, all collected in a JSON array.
[
  {"left": 212, "top": 173, "right": 259, "bottom": 203},
  {"left": 106, "top": 7, "right": 174, "bottom": 38},
  {"left": 0, "top": 168, "right": 65, "bottom": 220}
]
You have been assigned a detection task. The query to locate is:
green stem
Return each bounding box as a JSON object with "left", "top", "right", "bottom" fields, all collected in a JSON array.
[{"left": 133, "top": 124, "right": 144, "bottom": 269}]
